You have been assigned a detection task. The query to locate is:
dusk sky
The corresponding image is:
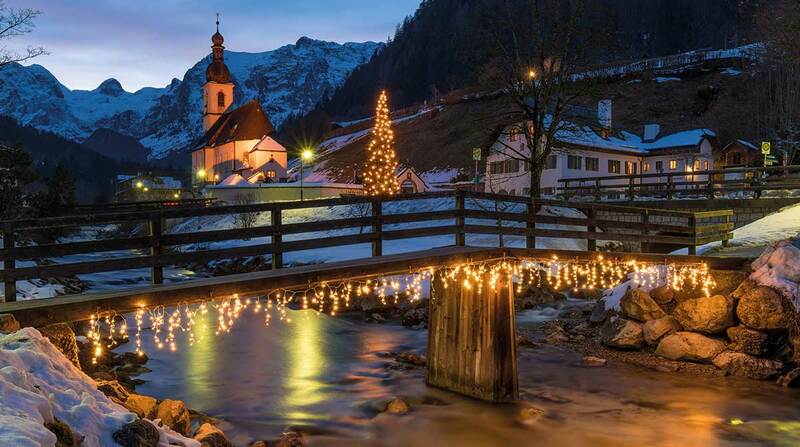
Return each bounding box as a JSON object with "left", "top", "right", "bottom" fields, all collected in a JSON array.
[{"left": 14, "top": 0, "right": 421, "bottom": 91}]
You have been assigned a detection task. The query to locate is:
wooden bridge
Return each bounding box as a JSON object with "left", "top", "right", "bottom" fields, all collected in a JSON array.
[{"left": 0, "top": 191, "right": 747, "bottom": 402}]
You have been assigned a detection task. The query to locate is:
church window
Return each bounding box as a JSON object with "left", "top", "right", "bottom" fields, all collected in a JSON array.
[
  {"left": 217, "top": 91, "right": 225, "bottom": 107},
  {"left": 266, "top": 170, "right": 277, "bottom": 178}
]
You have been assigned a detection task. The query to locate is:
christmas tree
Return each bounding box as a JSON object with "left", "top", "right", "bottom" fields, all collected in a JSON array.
[{"left": 363, "top": 90, "right": 400, "bottom": 196}]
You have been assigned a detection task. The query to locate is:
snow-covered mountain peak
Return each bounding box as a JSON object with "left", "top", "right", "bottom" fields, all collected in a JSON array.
[{"left": 95, "top": 78, "right": 125, "bottom": 96}]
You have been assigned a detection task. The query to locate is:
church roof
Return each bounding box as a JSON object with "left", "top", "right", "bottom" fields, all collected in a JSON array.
[
  {"left": 251, "top": 136, "right": 286, "bottom": 153},
  {"left": 198, "top": 100, "right": 275, "bottom": 149}
]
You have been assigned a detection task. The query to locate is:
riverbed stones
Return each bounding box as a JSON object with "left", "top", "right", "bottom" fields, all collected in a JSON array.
[
  {"left": 275, "top": 431, "right": 305, "bottom": 447},
  {"left": 600, "top": 317, "right": 644, "bottom": 350},
  {"left": 96, "top": 380, "right": 130, "bottom": 405},
  {"left": 649, "top": 286, "right": 675, "bottom": 305},
  {"left": 517, "top": 284, "right": 566, "bottom": 310},
  {"left": 112, "top": 420, "right": 160, "bottom": 447},
  {"left": 712, "top": 351, "right": 783, "bottom": 380},
  {"left": 655, "top": 332, "right": 726, "bottom": 364},
  {"left": 0, "top": 314, "right": 20, "bottom": 333},
  {"left": 642, "top": 316, "right": 682, "bottom": 345},
  {"left": 735, "top": 284, "right": 791, "bottom": 330},
  {"left": 385, "top": 398, "right": 410, "bottom": 415},
  {"left": 401, "top": 308, "right": 427, "bottom": 327},
  {"left": 45, "top": 416, "right": 80, "bottom": 447},
  {"left": 620, "top": 289, "right": 666, "bottom": 322},
  {"left": 38, "top": 323, "right": 81, "bottom": 369},
  {"left": 581, "top": 356, "right": 608, "bottom": 367},
  {"left": 726, "top": 326, "right": 769, "bottom": 356},
  {"left": 194, "top": 423, "right": 233, "bottom": 447},
  {"left": 155, "top": 399, "right": 191, "bottom": 436},
  {"left": 777, "top": 368, "right": 800, "bottom": 387},
  {"left": 589, "top": 299, "right": 613, "bottom": 324},
  {"left": 672, "top": 295, "right": 735, "bottom": 334},
  {"left": 125, "top": 394, "right": 158, "bottom": 419}
]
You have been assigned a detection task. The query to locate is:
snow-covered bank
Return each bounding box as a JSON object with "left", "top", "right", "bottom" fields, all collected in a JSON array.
[
  {"left": 697, "top": 203, "right": 800, "bottom": 256},
  {"left": 0, "top": 328, "right": 197, "bottom": 446}
]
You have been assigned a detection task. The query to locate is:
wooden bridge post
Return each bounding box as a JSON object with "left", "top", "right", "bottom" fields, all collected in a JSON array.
[
  {"left": 427, "top": 269, "right": 518, "bottom": 402},
  {"left": 455, "top": 190, "right": 466, "bottom": 246},
  {"left": 271, "top": 207, "right": 283, "bottom": 270},
  {"left": 594, "top": 179, "right": 601, "bottom": 201},
  {"left": 688, "top": 213, "right": 698, "bottom": 255},
  {"left": 628, "top": 177, "right": 635, "bottom": 201},
  {"left": 586, "top": 206, "right": 597, "bottom": 251},
  {"left": 149, "top": 214, "right": 164, "bottom": 285},
  {"left": 371, "top": 198, "right": 383, "bottom": 257},
  {"left": 2, "top": 225, "right": 16, "bottom": 302},
  {"left": 641, "top": 209, "right": 651, "bottom": 253},
  {"left": 526, "top": 200, "right": 536, "bottom": 249},
  {"left": 667, "top": 176, "right": 674, "bottom": 200}
]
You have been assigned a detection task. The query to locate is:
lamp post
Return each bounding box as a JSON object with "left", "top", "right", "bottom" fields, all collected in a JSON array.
[{"left": 300, "top": 148, "right": 314, "bottom": 201}]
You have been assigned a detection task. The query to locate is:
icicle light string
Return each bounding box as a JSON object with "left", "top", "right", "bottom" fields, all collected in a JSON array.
[{"left": 85, "top": 256, "right": 714, "bottom": 363}]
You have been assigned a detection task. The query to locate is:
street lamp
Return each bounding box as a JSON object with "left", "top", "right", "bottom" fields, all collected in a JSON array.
[
  {"left": 300, "top": 148, "right": 314, "bottom": 201},
  {"left": 196, "top": 169, "right": 207, "bottom": 182},
  {"left": 136, "top": 180, "right": 144, "bottom": 189}
]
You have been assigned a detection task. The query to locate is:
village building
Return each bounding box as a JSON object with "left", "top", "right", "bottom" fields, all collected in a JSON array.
[
  {"left": 485, "top": 102, "right": 718, "bottom": 197},
  {"left": 717, "top": 139, "right": 763, "bottom": 168},
  {"left": 115, "top": 173, "right": 184, "bottom": 202},
  {"left": 397, "top": 167, "right": 429, "bottom": 194},
  {"left": 191, "top": 21, "right": 290, "bottom": 187}
]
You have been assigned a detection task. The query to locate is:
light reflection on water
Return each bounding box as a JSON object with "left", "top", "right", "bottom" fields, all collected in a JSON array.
[{"left": 127, "top": 307, "right": 800, "bottom": 447}]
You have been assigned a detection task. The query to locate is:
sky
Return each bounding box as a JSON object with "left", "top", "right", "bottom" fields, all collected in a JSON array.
[{"left": 12, "top": 0, "right": 421, "bottom": 91}]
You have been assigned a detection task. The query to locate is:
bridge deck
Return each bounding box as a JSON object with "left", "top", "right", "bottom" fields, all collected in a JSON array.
[{"left": 0, "top": 246, "right": 751, "bottom": 327}]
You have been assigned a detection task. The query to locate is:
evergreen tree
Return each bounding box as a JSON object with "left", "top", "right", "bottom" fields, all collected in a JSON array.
[
  {"left": 35, "top": 161, "right": 76, "bottom": 217},
  {"left": 363, "top": 91, "right": 400, "bottom": 196},
  {"left": 0, "top": 144, "right": 36, "bottom": 220}
]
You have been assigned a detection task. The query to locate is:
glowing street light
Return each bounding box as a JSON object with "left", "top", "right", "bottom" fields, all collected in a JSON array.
[
  {"left": 528, "top": 69, "right": 536, "bottom": 80},
  {"left": 136, "top": 180, "right": 144, "bottom": 189},
  {"left": 300, "top": 148, "right": 314, "bottom": 201},
  {"left": 197, "top": 169, "right": 207, "bottom": 180}
]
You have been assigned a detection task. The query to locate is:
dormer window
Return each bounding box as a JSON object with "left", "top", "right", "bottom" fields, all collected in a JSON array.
[{"left": 217, "top": 92, "right": 225, "bottom": 107}]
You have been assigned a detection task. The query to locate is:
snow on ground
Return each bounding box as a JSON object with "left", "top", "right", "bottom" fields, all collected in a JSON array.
[
  {"left": 0, "top": 328, "right": 197, "bottom": 447},
  {"left": 694, "top": 202, "right": 800, "bottom": 257},
  {"left": 749, "top": 239, "right": 800, "bottom": 309},
  {"left": 655, "top": 77, "right": 681, "bottom": 83}
]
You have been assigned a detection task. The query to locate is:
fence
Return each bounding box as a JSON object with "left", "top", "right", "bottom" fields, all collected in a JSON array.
[
  {"left": 559, "top": 165, "right": 800, "bottom": 201},
  {"left": 0, "top": 191, "right": 733, "bottom": 302}
]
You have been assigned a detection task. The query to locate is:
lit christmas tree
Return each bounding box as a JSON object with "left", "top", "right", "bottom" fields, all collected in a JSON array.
[{"left": 363, "top": 90, "right": 400, "bottom": 196}]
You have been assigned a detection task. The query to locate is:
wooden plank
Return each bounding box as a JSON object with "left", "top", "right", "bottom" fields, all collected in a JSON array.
[{"left": 0, "top": 236, "right": 152, "bottom": 260}]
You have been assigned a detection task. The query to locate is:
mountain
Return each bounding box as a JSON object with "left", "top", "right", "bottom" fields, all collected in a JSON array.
[
  {"left": 83, "top": 128, "right": 149, "bottom": 164},
  {"left": 0, "top": 37, "right": 380, "bottom": 160}
]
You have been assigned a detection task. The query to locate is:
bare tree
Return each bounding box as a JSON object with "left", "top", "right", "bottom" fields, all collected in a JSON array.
[
  {"left": 233, "top": 193, "right": 259, "bottom": 236},
  {"left": 754, "top": 0, "right": 800, "bottom": 165},
  {"left": 0, "top": 1, "right": 46, "bottom": 68},
  {"left": 481, "top": 0, "right": 610, "bottom": 199}
]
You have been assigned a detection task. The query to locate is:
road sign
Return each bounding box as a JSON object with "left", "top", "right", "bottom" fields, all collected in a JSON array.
[
  {"left": 761, "top": 141, "right": 771, "bottom": 155},
  {"left": 472, "top": 147, "right": 482, "bottom": 161}
]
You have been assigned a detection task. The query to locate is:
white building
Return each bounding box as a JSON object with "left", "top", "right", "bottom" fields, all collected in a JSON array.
[{"left": 485, "top": 104, "right": 718, "bottom": 197}]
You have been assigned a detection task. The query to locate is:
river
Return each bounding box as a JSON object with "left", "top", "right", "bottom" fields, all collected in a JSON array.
[{"left": 126, "top": 302, "right": 800, "bottom": 447}]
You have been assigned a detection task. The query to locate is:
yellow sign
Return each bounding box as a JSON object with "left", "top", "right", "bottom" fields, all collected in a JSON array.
[
  {"left": 472, "top": 147, "right": 482, "bottom": 161},
  {"left": 761, "top": 141, "right": 771, "bottom": 155}
]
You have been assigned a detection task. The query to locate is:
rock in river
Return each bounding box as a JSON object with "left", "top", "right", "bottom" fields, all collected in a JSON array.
[
  {"left": 712, "top": 351, "right": 783, "bottom": 380},
  {"left": 620, "top": 289, "right": 667, "bottom": 322},
  {"left": 672, "top": 295, "right": 735, "bottom": 334},
  {"left": 735, "top": 283, "right": 791, "bottom": 331},
  {"left": 642, "top": 316, "right": 682, "bottom": 345},
  {"left": 726, "top": 326, "right": 769, "bottom": 356},
  {"left": 600, "top": 317, "right": 644, "bottom": 350},
  {"left": 155, "top": 399, "right": 191, "bottom": 436},
  {"left": 655, "top": 332, "right": 726, "bottom": 364}
]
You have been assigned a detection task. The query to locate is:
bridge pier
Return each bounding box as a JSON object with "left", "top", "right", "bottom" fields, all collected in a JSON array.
[{"left": 427, "top": 270, "right": 518, "bottom": 402}]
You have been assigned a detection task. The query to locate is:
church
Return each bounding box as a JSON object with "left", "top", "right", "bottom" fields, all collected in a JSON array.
[{"left": 191, "top": 21, "right": 289, "bottom": 187}]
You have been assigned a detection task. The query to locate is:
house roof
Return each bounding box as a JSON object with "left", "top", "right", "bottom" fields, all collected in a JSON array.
[
  {"left": 251, "top": 136, "right": 286, "bottom": 153},
  {"left": 722, "top": 139, "right": 760, "bottom": 153},
  {"left": 196, "top": 100, "right": 275, "bottom": 150}
]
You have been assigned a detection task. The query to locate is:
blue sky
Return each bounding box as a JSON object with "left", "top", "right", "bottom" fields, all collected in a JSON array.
[{"left": 13, "top": 0, "right": 421, "bottom": 91}]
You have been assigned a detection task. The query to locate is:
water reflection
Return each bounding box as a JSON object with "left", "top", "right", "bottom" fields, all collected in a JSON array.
[{"left": 283, "top": 311, "right": 325, "bottom": 422}]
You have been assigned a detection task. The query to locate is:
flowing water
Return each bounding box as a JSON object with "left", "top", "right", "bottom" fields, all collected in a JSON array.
[{"left": 125, "top": 302, "right": 800, "bottom": 447}]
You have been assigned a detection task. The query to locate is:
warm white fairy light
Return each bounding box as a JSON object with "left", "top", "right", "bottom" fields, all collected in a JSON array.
[
  {"left": 85, "top": 256, "right": 714, "bottom": 360},
  {"left": 363, "top": 90, "right": 400, "bottom": 196}
]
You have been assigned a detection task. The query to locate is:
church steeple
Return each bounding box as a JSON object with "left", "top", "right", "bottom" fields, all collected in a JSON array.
[{"left": 202, "top": 14, "right": 235, "bottom": 132}]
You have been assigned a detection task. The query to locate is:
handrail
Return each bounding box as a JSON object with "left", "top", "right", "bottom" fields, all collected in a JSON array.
[
  {"left": 558, "top": 165, "right": 800, "bottom": 184},
  {"left": 0, "top": 191, "right": 734, "bottom": 302}
]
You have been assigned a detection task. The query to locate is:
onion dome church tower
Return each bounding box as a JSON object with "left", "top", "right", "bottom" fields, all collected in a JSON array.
[{"left": 202, "top": 15, "right": 234, "bottom": 132}]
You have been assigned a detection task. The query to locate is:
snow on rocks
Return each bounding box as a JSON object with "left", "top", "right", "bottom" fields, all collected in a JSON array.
[
  {"left": 0, "top": 328, "right": 199, "bottom": 447},
  {"left": 748, "top": 238, "right": 800, "bottom": 309}
]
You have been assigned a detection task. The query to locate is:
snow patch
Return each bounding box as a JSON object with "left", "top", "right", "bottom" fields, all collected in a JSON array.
[{"left": 749, "top": 239, "right": 800, "bottom": 309}]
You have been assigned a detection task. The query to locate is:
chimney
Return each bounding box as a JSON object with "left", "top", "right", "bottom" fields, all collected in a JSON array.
[
  {"left": 644, "top": 124, "right": 661, "bottom": 142},
  {"left": 597, "top": 99, "right": 612, "bottom": 129}
]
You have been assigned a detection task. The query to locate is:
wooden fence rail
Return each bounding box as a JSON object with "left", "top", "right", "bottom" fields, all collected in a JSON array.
[
  {"left": 0, "top": 191, "right": 733, "bottom": 302},
  {"left": 559, "top": 165, "right": 800, "bottom": 201}
]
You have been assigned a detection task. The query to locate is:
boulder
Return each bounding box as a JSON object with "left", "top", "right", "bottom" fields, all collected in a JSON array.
[
  {"left": 275, "top": 431, "right": 304, "bottom": 447},
  {"left": 790, "top": 335, "right": 800, "bottom": 365},
  {"left": 95, "top": 380, "right": 130, "bottom": 405},
  {"left": 655, "top": 332, "right": 726, "bottom": 364},
  {"left": 155, "top": 399, "right": 191, "bottom": 436},
  {"left": 401, "top": 308, "right": 427, "bottom": 327},
  {"left": 581, "top": 356, "right": 607, "bottom": 367},
  {"left": 620, "top": 289, "right": 666, "bottom": 322},
  {"left": 194, "top": 423, "right": 233, "bottom": 447},
  {"left": 0, "top": 314, "right": 20, "bottom": 333},
  {"left": 735, "top": 284, "right": 791, "bottom": 330},
  {"left": 124, "top": 394, "right": 158, "bottom": 419},
  {"left": 600, "top": 317, "right": 644, "bottom": 350},
  {"left": 385, "top": 397, "right": 410, "bottom": 415},
  {"left": 112, "top": 420, "right": 160, "bottom": 447},
  {"left": 642, "top": 316, "right": 682, "bottom": 345},
  {"left": 516, "top": 285, "right": 566, "bottom": 310},
  {"left": 712, "top": 351, "right": 783, "bottom": 380},
  {"left": 777, "top": 368, "right": 800, "bottom": 387},
  {"left": 38, "top": 323, "right": 81, "bottom": 369},
  {"left": 672, "top": 295, "right": 735, "bottom": 334},
  {"left": 726, "top": 326, "right": 769, "bottom": 356},
  {"left": 709, "top": 270, "right": 749, "bottom": 296},
  {"left": 45, "top": 417, "right": 81, "bottom": 447},
  {"left": 589, "top": 299, "right": 613, "bottom": 324},
  {"left": 649, "top": 286, "right": 675, "bottom": 305}
]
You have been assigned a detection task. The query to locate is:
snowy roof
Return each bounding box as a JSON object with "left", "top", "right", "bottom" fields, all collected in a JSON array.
[
  {"left": 116, "top": 175, "right": 182, "bottom": 189},
  {"left": 220, "top": 174, "right": 249, "bottom": 186},
  {"left": 251, "top": 136, "right": 287, "bottom": 153}
]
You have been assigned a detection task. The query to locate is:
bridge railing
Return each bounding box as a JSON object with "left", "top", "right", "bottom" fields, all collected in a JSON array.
[
  {"left": 558, "top": 165, "right": 800, "bottom": 201},
  {"left": 0, "top": 191, "right": 732, "bottom": 302}
]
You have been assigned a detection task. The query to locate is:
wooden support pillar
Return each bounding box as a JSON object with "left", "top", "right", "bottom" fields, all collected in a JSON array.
[
  {"left": 271, "top": 207, "right": 283, "bottom": 270},
  {"left": 372, "top": 199, "right": 383, "bottom": 257},
  {"left": 2, "top": 226, "right": 16, "bottom": 302},
  {"left": 640, "top": 210, "right": 651, "bottom": 254},
  {"left": 455, "top": 191, "right": 465, "bottom": 247},
  {"left": 586, "top": 206, "right": 597, "bottom": 252},
  {"left": 427, "top": 270, "right": 518, "bottom": 402},
  {"left": 688, "top": 214, "right": 698, "bottom": 255},
  {"left": 149, "top": 216, "right": 164, "bottom": 285},
  {"left": 526, "top": 201, "right": 536, "bottom": 249}
]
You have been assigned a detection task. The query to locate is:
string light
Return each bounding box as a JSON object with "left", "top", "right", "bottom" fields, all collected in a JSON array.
[
  {"left": 84, "top": 256, "right": 714, "bottom": 361},
  {"left": 363, "top": 90, "right": 400, "bottom": 196}
]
